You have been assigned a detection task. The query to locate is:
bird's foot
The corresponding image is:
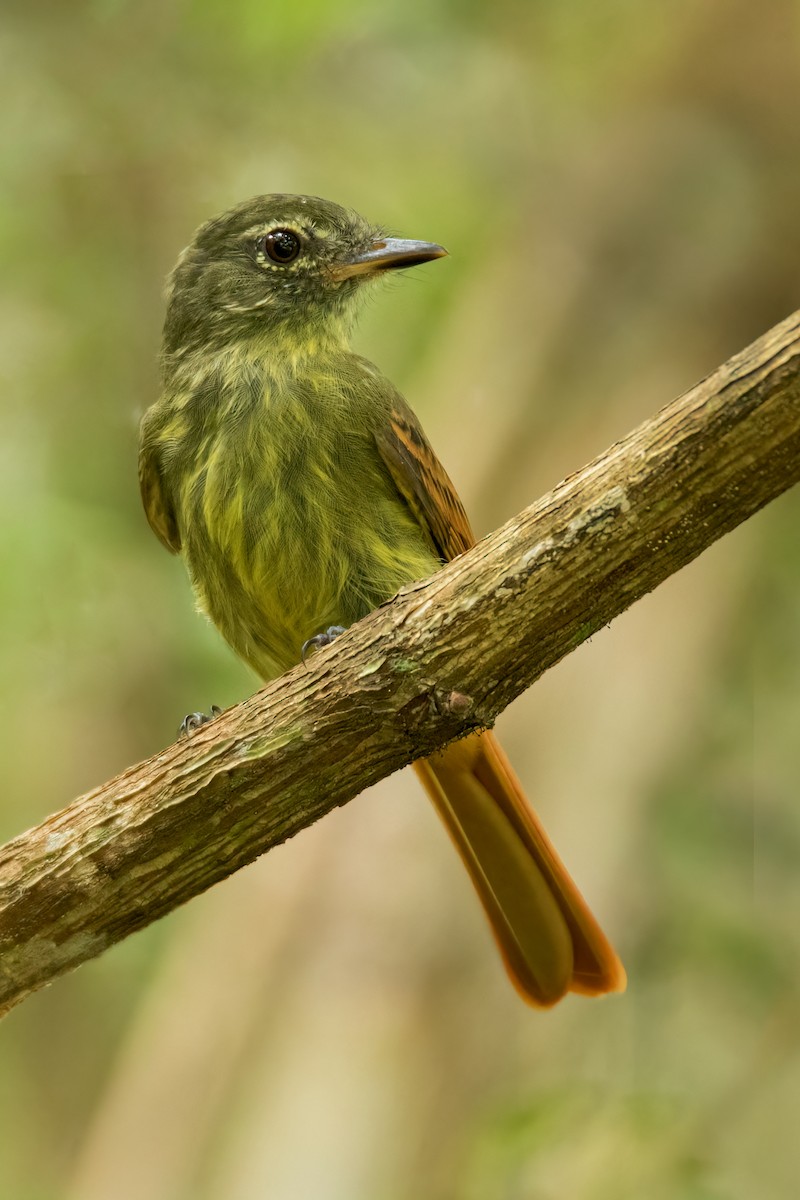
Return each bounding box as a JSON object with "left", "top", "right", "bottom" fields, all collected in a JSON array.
[
  {"left": 178, "top": 705, "right": 223, "bottom": 737},
  {"left": 301, "top": 625, "right": 348, "bottom": 665}
]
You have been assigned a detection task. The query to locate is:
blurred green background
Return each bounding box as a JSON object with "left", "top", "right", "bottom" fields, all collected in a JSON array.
[{"left": 1, "top": 1, "right": 799, "bottom": 1197}]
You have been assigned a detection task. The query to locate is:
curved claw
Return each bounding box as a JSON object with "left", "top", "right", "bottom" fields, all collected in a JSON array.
[
  {"left": 178, "top": 705, "right": 222, "bottom": 738},
  {"left": 301, "top": 625, "right": 348, "bottom": 666}
]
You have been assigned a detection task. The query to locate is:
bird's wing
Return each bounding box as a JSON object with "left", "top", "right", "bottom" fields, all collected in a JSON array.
[
  {"left": 375, "top": 395, "right": 475, "bottom": 562},
  {"left": 139, "top": 416, "right": 181, "bottom": 554}
]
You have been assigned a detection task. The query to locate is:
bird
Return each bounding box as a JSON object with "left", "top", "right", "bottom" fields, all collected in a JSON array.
[{"left": 139, "top": 193, "right": 626, "bottom": 1006}]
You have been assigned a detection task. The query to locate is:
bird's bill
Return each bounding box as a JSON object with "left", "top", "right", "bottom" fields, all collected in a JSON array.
[{"left": 330, "top": 238, "right": 447, "bottom": 280}]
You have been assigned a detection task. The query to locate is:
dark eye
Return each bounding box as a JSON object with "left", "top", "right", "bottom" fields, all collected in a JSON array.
[{"left": 260, "top": 228, "right": 301, "bottom": 264}]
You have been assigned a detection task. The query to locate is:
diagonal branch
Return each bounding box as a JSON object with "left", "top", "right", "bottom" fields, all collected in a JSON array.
[{"left": 1, "top": 310, "right": 799, "bottom": 1018}]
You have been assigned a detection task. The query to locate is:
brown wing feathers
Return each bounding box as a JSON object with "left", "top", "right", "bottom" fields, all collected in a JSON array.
[{"left": 375, "top": 399, "right": 475, "bottom": 563}]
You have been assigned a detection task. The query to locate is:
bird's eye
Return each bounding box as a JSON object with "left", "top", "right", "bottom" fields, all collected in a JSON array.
[{"left": 259, "top": 229, "right": 301, "bottom": 264}]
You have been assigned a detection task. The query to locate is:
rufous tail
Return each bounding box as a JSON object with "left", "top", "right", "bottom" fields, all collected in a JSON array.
[{"left": 413, "top": 730, "right": 626, "bottom": 1006}]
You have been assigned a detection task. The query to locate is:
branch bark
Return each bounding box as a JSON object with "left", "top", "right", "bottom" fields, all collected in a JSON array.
[{"left": 2, "top": 310, "right": 800, "bottom": 1017}]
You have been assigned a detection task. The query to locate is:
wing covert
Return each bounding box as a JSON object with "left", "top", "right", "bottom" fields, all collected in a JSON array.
[{"left": 139, "top": 417, "right": 181, "bottom": 554}]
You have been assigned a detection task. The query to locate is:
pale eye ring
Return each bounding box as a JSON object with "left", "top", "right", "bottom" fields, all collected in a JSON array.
[{"left": 259, "top": 229, "right": 301, "bottom": 264}]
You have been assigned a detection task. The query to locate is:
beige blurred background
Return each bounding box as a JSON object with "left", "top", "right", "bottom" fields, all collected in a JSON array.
[{"left": 1, "top": 1, "right": 799, "bottom": 1197}]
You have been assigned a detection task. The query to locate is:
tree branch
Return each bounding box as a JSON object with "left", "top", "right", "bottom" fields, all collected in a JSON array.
[{"left": 2, "top": 310, "right": 799, "bottom": 1017}]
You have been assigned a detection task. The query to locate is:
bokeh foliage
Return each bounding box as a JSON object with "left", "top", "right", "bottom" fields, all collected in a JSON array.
[{"left": 1, "top": 1, "right": 799, "bottom": 1197}]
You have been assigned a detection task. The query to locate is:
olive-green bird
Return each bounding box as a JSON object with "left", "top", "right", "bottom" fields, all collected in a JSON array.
[{"left": 139, "top": 194, "right": 625, "bottom": 1006}]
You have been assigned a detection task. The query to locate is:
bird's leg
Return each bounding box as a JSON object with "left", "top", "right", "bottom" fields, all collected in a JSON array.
[
  {"left": 301, "top": 625, "right": 348, "bottom": 665},
  {"left": 178, "top": 705, "right": 223, "bottom": 737}
]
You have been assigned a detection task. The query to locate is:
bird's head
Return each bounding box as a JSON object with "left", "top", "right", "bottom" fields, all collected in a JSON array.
[{"left": 162, "top": 193, "right": 446, "bottom": 361}]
